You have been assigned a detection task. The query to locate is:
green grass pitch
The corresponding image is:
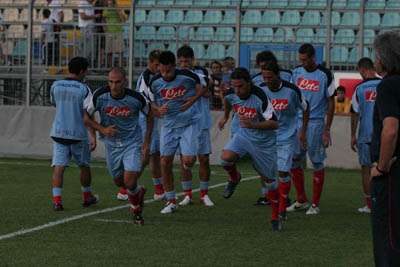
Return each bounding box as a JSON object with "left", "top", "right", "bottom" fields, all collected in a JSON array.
[{"left": 0, "top": 158, "right": 373, "bottom": 266}]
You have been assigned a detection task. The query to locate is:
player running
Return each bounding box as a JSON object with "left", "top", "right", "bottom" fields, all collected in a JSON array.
[{"left": 350, "top": 57, "right": 381, "bottom": 214}]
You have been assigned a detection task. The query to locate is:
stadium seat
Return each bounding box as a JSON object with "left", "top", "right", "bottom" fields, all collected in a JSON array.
[
  {"left": 212, "top": 0, "right": 234, "bottom": 7},
  {"left": 281, "top": 11, "right": 300, "bottom": 25},
  {"left": 156, "top": 26, "right": 176, "bottom": 40},
  {"left": 184, "top": 10, "right": 203, "bottom": 24},
  {"left": 332, "top": 0, "right": 360, "bottom": 8},
  {"left": 175, "top": 0, "right": 193, "bottom": 5},
  {"left": 166, "top": 10, "right": 184, "bottom": 24},
  {"left": 330, "top": 46, "right": 348, "bottom": 63},
  {"left": 288, "top": 0, "right": 307, "bottom": 8},
  {"left": 226, "top": 45, "right": 235, "bottom": 57},
  {"left": 240, "top": 27, "right": 254, "bottom": 42},
  {"left": 11, "top": 39, "right": 27, "bottom": 59},
  {"left": 193, "top": 0, "right": 211, "bottom": 6},
  {"left": 274, "top": 28, "right": 295, "bottom": 43},
  {"left": 147, "top": 43, "right": 165, "bottom": 55},
  {"left": 63, "top": 10, "right": 74, "bottom": 22},
  {"left": 242, "top": 10, "right": 261, "bottom": 25},
  {"left": 254, "top": 28, "right": 273, "bottom": 42},
  {"left": 205, "top": 44, "right": 225, "bottom": 59},
  {"left": 270, "top": 0, "right": 288, "bottom": 7},
  {"left": 349, "top": 47, "right": 372, "bottom": 63},
  {"left": 308, "top": 0, "right": 327, "bottom": 8},
  {"left": 261, "top": 10, "right": 280, "bottom": 25},
  {"left": 296, "top": 28, "right": 314, "bottom": 43},
  {"left": 146, "top": 10, "right": 165, "bottom": 24},
  {"left": 366, "top": 0, "right": 386, "bottom": 9},
  {"left": 315, "top": 29, "right": 334, "bottom": 43},
  {"left": 363, "top": 29, "right": 376, "bottom": 45},
  {"left": 300, "top": 11, "right": 321, "bottom": 26},
  {"left": 190, "top": 43, "right": 206, "bottom": 59},
  {"left": 334, "top": 29, "right": 355, "bottom": 44},
  {"left": 136, "top": 26, "right": 156, "bottom": 40},
  {"left": 134, "top": 9, "right": 146, "bottom": 24},
  {"left": 7, "top": 25, "right": 25, "bottom": 38},
  {"left": 203, "top": 10, "right": 222, "bottom": 24},
  {"left": 137, "top": 0, "right": 156, "bottom": 6},
  {"left": 247, "top": 0, "right": 269, "bottom": 8},
  {"left": 341, "top": 12, "right": 360, "bottom": 26},
  {"left": 177, "top": 26, "right": 194, "bottom": 40},
  {"left": 364, "top": 12, "right": 380, "bottom": 27},
  {"left": 195, "top": 27, "right": 214, "bottom": 41},
  {"left": 381, "top": 12, "right": 400, "bottom": 27},
  {"left": 3, "top": 8, "right": 18, "bottom": 22},
  {"left": 222, "top": 10, "right": 237, "bottom": 24},
  {"left": 387, "top": 0, "right": 400, "bottom": 8},
  {"left": 167, "top": 42, "right": 177, "bottom": 53},
  {"left": 322, "top": 11, "right": 340, "bottom": 26},
  {"left": 19, "top": 9, "right": 28, "bottom": 22},
  {"left": 215, "top": 27, "right": 235, "bottom": 41},
  {"left": 156, "top": 0, "right": 174, "bottom": 5}
]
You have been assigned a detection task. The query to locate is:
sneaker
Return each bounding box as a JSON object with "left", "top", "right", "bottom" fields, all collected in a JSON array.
[
  {"left": 271, "top": 219, "right": 283, "bottom": 232},
  {"left": 286, "top": 201, "right": 310, "bottom": 212},
  {"left": 82, "top": 194, "right": 99, "bottom": 208},
  {"left": 222, "top": 173, "right": 241, "bottom": 199},
  {"left": 160, "top": 201, "right": 177, "bottom": 214},
  {"left": 200, "top": 194, "right": 215, "bottom": 207},
  {"left": 254, "top": 197, "right": 270, "bottom": 206},
  {"left": 117, "top": 192, "right": 128, "bottom": 201},
  {"left": 153, "top": 192, "right": 165, "bottom": 201},
  {"left": 306, "top": 205, "right": 320, "bottom": 215},
  {"left": 178, "top": 195, "right": 193, "bottom": 206},
  {"left": 358, "top": 206, "right": 371, "bottom": 214},
  {"left": 53, "top": 203, "right": 64, "bottom": 211}
]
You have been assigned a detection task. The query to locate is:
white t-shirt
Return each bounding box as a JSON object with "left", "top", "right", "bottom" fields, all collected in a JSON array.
[
  {"left": 49, "top": 0, "right": 62, "bottom": 23},
  {"left": 78, "top": 0, "right": 94, "bottom": 28},
  {"left": 42, "top": 18, "right": 55, "bottom": 43}
]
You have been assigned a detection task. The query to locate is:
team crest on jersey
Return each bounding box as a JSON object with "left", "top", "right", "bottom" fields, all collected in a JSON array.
[
  {"left": 271, "top": 99, "right": 289, "bottom": 110},
  {"left": 232, "top": 104, "right": 257, "bottom": 119},
  {"left": 364, "top": 90, "right": 377, "bottom": 102},
  {"left": 105, "top": 106, "right": 131, "bottom": 117},
  {"left": 297, "top": 78, "right": 320, "bottom": 92},
  {"left": 160, "top": 85, "right": 186, "bottom": 100}
]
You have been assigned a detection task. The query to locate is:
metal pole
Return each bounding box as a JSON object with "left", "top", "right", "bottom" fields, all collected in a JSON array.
[
  {"left": 235, "top": 1, "right": 242, "bottom": 67},
  {"left": 128, "top": 0, "right": 136, "bottom": 88},
  {"left": 359, "top": 0, "right": 365, "bottom": 58},
  {"left": 26, "top": 0, "right": 33, "bottom": 106},
  {"left": 325, "top": 0, "right": 332, "bottom": 68}
]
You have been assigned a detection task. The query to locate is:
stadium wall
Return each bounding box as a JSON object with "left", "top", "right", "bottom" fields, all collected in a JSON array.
[{"left": 0, "top": 106, "right": 359, "bottom": 169}]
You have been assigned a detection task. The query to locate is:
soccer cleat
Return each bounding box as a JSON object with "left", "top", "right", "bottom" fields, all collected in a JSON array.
[
  {"left": 178, "top": 195, "right": 193, "bottom": 206},
  {"left": 271, "top": 219, "right": 283, "bottom": 232},
  {"left": 286, "top": 201, "right": 310, "bottom": 212},
  {"left": 53, "top": 203, "right": 64, "bottom": 211},
  {"left": 254, "top": 197, "right": 271, "bottom": 206},
  {"left": 200, "top": 194, "right": 215, "bottom": 207},
  {"left": 153, "top": 192, "right": 165, "bottom": 201},
  {"left": 117, "top": 192, "right": 128, "bottom": 201},
  {"left": 82, "top": 194, "right": 99, "bottom": 208},
  {"left": 358, "top": 206, "right": 371, "bottom": 214},
  {"left": 279, "top": 212, "right": 287, "bottom": 221},
  {"left": 222, "top": 173, "right": 241, "bottom": 199},
  {"left": 160, "top": 201, "right": 177, "bottom": 214},
  {"left": 306, "top": 205, "right": 320, "bottom": 215}
]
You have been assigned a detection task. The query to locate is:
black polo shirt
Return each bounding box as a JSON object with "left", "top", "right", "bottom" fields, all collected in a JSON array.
[{"left": 371, "top": 74, "right": 400, "bottom": 162}]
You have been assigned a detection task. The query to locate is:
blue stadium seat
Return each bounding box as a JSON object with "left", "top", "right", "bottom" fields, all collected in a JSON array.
[
  {"left": 387, "top": 0, "right": 400, "bottom": 8},
  {"left": 136, "top": 26, "right": 156, "bottom": 40},
  {"left": 261, "top": 10, "right": 280, "bottom": 25},
  {"left": 288, "top": 0, "right": 307, "bottom": 8},
  {"left": 177, "top": 26, "right": 194, "bottom": 40},
  {"left": 190, "top": 43, "right": 206, "bottom": 59},
  {"left": 363, "top": 29, "right": 376, "bottom": 45},
  {"left": 195, "top": 27, "right": 214, "bottom": 41},
  {"left": 147, "top": 10, "right": 165, "bottom": 24},
  {"left": 184, "top": 10, "right": 203, "bottom": 24},
  {"left": 247, "top": 0, "right": 269, "bottom": 8},
  {"left": 366, "top": 0, "right": 386, "bottom": 9},
  {"left": 137, "top": 0, "right": 156, "bottom": 6},
  {"left": 281, "top": 11, "right": 300, "bottom": 25},
  {"left": 212, "top": 0, "right": 234, "bottom": 7},
  {"left": 193, "top": 0, "right": 211, "bottom": 6},
  {"left": 165, "top": 10, "right": 184, "bottom": 24},
  {"left": 301, "top": 11, "right": 321, "bottom": 26},
  {"left": 134, "top": 44, "right": 147, "bottom": 58},
  {"left": 341, "top": 12, "right": 360, "bottom": 26},
  {"left": 270, "top": 0, "right": 288, "bottom": 7},
  {"left": 215, "top": 27, "right": 235, "bottom": 41},
  {"left": 147, "top": 43, "right": 165, "bottom": 54},
  {"left": 274, "top": 28, "right": 295, "bottom": 43},
  {"left": 332, "top": 0, "right": 360, "bottom": 9},
  {"left": 203, "top": 10, "right": 222, "bottom": 24},
  {"left": 167, "top": 42, "right": 177, "bottom": 53},
  {"left": 242, "top": 10, "right": 261, "bottom": 25},
  {"left": 240, "top": 27, "right": 254, "bottom": 42},
  {"left": 205, "top": 44, "right": 225, "bottom": 59},
  {"left": 349, "top": 47, "right": 372, "bottom": 63},
  {"left": 322, "top": 11, "right": 340, "bottom": 26},
  {"left": 308, "top": 0, "right": 327, "bottom": 8},
  {"left": 330, "top": 46, "right": 348, "bottom": 63},
  {"left": 315, "top": 29, "right": 334, "bottom": 43},
  {"left": 254, "top": 28, "right": 273, "bottom": 42},
  {"left": 156, "top": 26, "right": 176, "bottom": 40},
  {"left": 364, "top": 12, "right": 380, "bottom": 27},
  {"left": 226, "top": 45, "right": 235, "bottom": 57},
  {"left": 334, "top": 29, "right": 355, "bottom": 44},
  {"left": 381, "top": 12, "right": 400, "bottom": 27},
  {"left": 222, "top": 10, "right": 237, "bottom": 24},
  {"left": 156, "top": 0, "right": 173, "bottom": 5},
  {"left": 296, "top": 28, "right": 314, "bottom": 43},
  {"left": 175, "top": 0, "right": 193, "bottom": 5},
  {"left": 134, "top": 9, "right": 146, "bottom": 24}
]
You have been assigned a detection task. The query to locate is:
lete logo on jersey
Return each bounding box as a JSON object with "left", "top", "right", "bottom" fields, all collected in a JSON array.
[
  {"left": 364, "top": 90, "right": 377, "bottom": 102},
  {"left": 160, "top": 85, "right": 186, "bottom": 100},
  {"left": 105, "top": 106, "right": 131, "bottom": 117},
  {"left": 297, "top": 78, "right": 320, "bottom": 92},
  {"left": 232, "top": 104, "right": 257, "bottom": 119},
  {"left": 271, "top": 99, "right": 289, "bottom": 110}
]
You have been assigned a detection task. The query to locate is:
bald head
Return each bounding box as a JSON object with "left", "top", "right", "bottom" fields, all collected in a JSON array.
[{"left": 108, "top": 68, "right": 126, "bottom": 97}]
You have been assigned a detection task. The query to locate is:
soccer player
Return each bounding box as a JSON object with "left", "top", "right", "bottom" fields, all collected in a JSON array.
[
  {"left": 50, "top": 57, "right": 112, "bottom": 211},
  {"left": 176, "top": 45, "right": 214, "bottom": 207},
  {"left": 149, "top": 50, "right": 204, "bottom": 214},
  {"left": 350, "top": 57, "right": 380, "bottom": 214},
  {"left": 218, "top": 68, "right": 281, "bottom": 231},
  {"left": 115, "top": 49, "right": 164, "bottom": 201},
  {"left": 87, "top": 67, "right": 153, "bottom": 225},
  {"left": 260, "top": 62, "right": 309, "bottom": 219},
  {"left": 287, "top": 43, "right": 335, "bottom": 215}
]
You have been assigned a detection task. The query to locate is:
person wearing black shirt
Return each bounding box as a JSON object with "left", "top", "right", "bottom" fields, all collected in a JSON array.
[{"left": 370, "top": 30, "right": 400, "bottom": 267}]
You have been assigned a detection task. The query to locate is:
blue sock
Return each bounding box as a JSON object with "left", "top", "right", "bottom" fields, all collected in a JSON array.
[
  {"left": 81, "top": 186, "right": 92, "bottom": 193},
  {"left": 52, "top": 187, "right": 62, "bottom": 197},
  {"left": 181, "top": 180, "right": 192, "bottom": 191},
  {"left": 200, "top": 181, "right": 209, "bottom": 191},
  {"left": 261, "top": 186, "right": 268, "bottom": 197},
  {"left": 165, "top": 191, "right": 176, "bottom": 202},
  {"left": 152, "top": 177, "right": 162, "bottom": 186}
]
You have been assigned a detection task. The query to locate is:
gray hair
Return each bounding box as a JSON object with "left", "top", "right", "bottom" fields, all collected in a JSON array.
[{"left": 374, "top": 30, "right": 400, "bottom": 75}]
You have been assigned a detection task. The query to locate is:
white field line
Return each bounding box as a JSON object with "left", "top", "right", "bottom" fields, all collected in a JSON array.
[
  {"left": 0, "top": 175, "right": 259, "bottom": 241},
  {"left": 94, "top": 219, "right": 135, "bottom": 224}
]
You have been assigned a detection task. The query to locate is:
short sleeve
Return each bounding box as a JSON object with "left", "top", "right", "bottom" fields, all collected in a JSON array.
[
  {"left": 262, "top": 97, "right": 276, "bottom": 120},
  {"left": 326, "top": 72, "right": 336, "bottom": 97},
  {"left": 137, "top": 76, "right": 154, "bottom": 101},
  {"left": 139, "top": 92, "right": 151, "bottom": 115},
  {"left": 351, "top": 89, "right": 360, "bottom": 113},
  {"left": 84, "top": 88, "right": 94, "bottom": 115},
  {"left": 377, "top": 80, "right": 400, "bottom": 120}
]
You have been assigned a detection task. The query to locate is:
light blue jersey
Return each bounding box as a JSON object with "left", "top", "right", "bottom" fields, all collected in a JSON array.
[
  {"left": 292, "top": 65, "right": 335, "bottom": 120},
  {"left": 50, "top": 78, "right": 92, "bottom": 141},
  {"left": 351, "top": 77, "right": 381, "bottom": 143},
  {"left": 252, "top": 69, "right": 292, "bottom": 87},
  {"left": 192, "top": 66, "right": 212, "bottom": 130},
  {"left": 260, "top": 80, "right": 308, "bottom": 144}
]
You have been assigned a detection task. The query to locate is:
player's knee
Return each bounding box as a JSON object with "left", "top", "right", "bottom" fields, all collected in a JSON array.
[
  {"left": 161, "top": 157, "right": 173, "bottom": 169},
  {"left": 221, "top": 151, "right": 235, "bottom": 163},
  {"left": 198, "top": 155, "right": 210, "bottom": 167},
  {"left": 182, "top": 157, "right": 196, "bottom": 168}
]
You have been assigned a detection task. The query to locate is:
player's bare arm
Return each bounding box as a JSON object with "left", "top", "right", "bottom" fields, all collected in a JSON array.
[
  {"left": 181, "top": 83, "right": 204, "bottom": 111},
  {"left": 350, "top": 112, "right": 359, "bottom": 152},
  {"left": 323, "top": 95, "right": 335, "bottom": 147},
  {"left": 218, "top": 98, "right": 231, "bottom": 130},
  {"left": 300, "top": 104, "right": 310, "bottom": 150},
  {"left": 142, "top": 110, "right": 154, "bottom": 167},
  {"left": 239, "top": 114, "right": 278, "bottom": 130},
  {"left": 83, "top": 112, "right": 117, "bottom": 137}
]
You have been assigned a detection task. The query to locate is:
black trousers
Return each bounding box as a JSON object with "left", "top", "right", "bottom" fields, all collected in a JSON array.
[{"left": 371, "top": 161, "right": 400, "bottom": 267}]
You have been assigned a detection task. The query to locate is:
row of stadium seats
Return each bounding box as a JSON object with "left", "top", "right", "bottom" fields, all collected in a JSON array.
[
  {"left": 1, "top": 8, "right": 75, "bottom": 22},
  {"left": 331, "top": 46, "right": 374, "bottom": 63}
]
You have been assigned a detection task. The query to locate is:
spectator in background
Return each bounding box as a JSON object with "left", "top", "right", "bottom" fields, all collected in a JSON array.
[
  {"left": 335, "top": 86, "right": 351, "bottom": 114},
  {"left": 47, "top": 0, "right": 63, "bottom": 65},
  {"left": 221, "top": 56, "right": 235, "bottom": 95},
  {"left": 41, "top": 9, "right": 57, "bottom": 66},
  {"left": 103, "top": 0, "right": 127, "bottom": 68},
  {"left": 79, "top": 0, "right": 100, "bottom": 63},
  {"left": 209, "top": 60, "right": 223, "bottom": 110},
  {"left": 94, "top": 0, "right": 105, "bottom": 67}
]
